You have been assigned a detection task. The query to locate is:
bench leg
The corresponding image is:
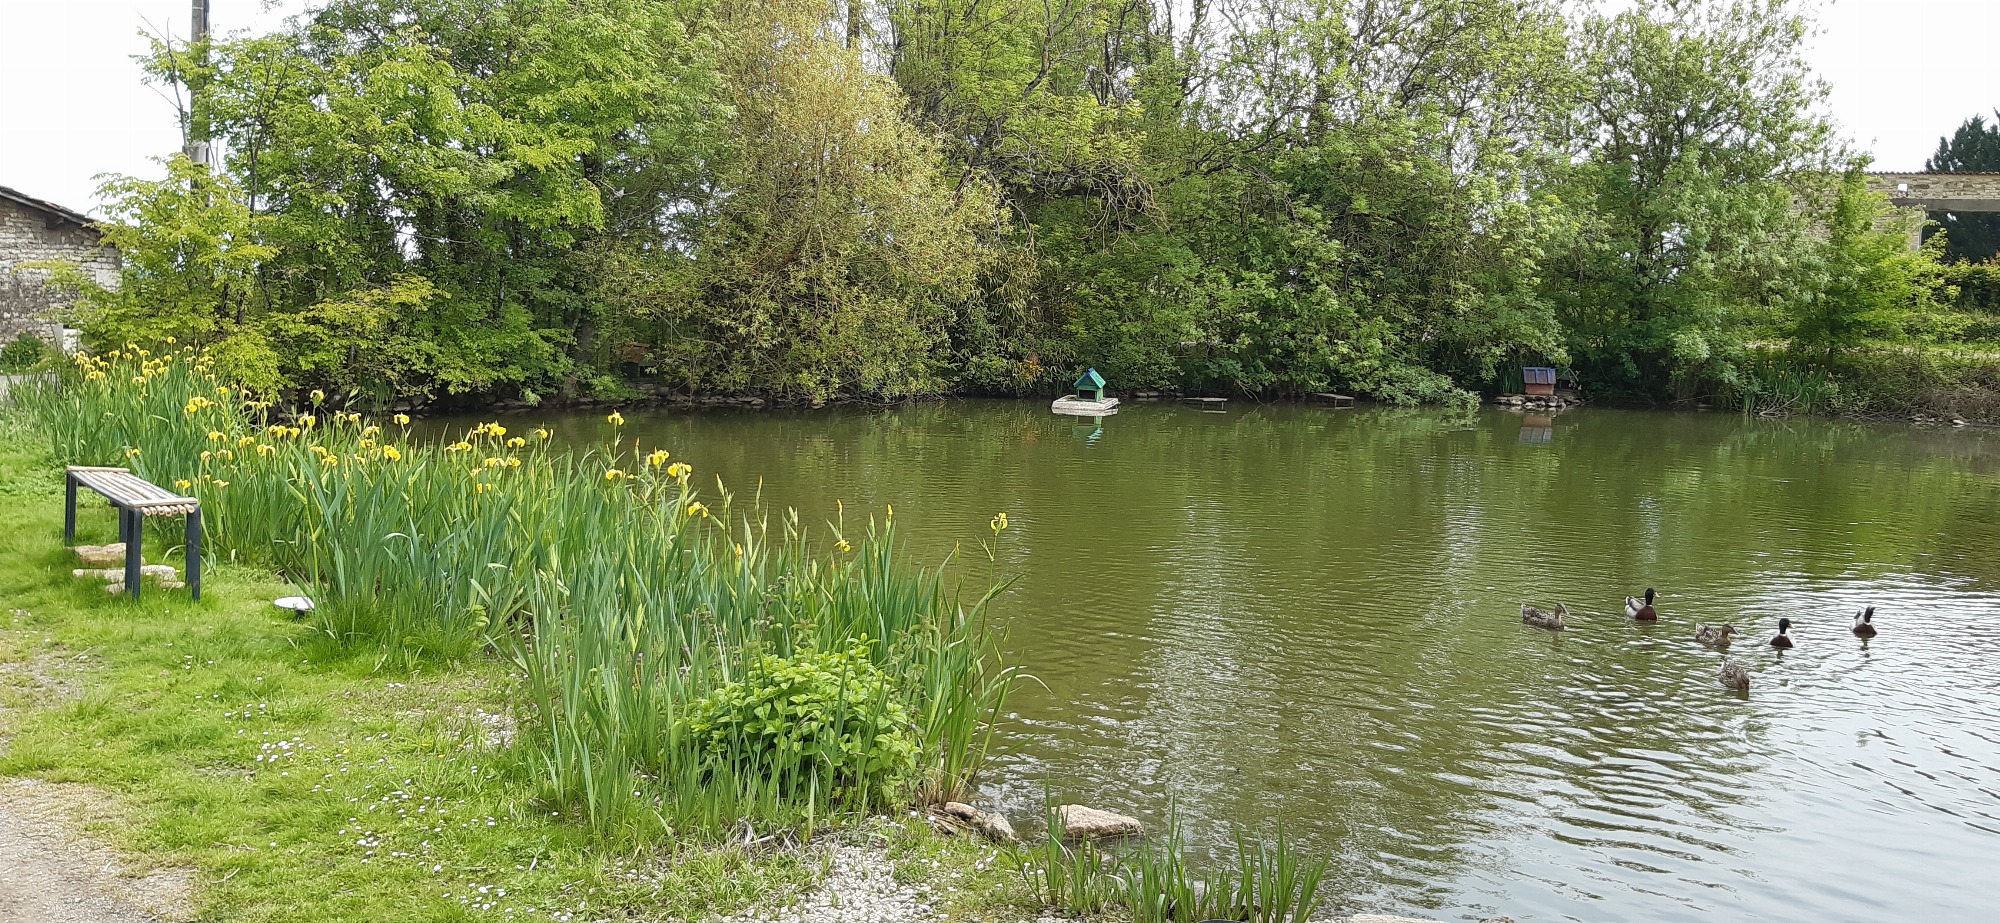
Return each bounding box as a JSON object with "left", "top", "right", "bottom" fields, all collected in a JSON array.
[
  {"left": 64, "top": 473, "right": 77, "bottom": 545},
  {"left": 123, "top": 509, "right": 142, "bottom": 601},
  {"left": 185, "top": 508, "right": 202, "bottom": 602}
]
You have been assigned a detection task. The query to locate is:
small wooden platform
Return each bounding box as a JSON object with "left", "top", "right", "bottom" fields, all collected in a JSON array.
[
  {"left": 1310, "top": 392, "right": 1356, "bottom": 407},
  {"left": 65, "top": 466, "right": 201, "bottom": 600}
]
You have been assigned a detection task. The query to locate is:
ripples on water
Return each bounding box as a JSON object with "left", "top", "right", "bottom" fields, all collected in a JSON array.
[{"left": 460, "top": 403, "right": 2000, "bottom": 922}]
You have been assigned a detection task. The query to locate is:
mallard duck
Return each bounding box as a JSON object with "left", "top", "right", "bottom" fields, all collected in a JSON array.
[
  {"left": 1852, "top": 607, "right": 1877, "bottom": 638},
  {"left": 1769, "top": 617, "right": 1795, "bottom": 649},
  {"left": 1694, "top": 623, "right": 1736, "bottom": 646},
  {"left": 1521, "top": 602, "right": 1567, "bottom": 631},
  {"left": 1718, "top": 660, "right": 1751, "bottom": 691},
  {"left": 1625, "top": 587, "right": 1659, "bottom": 621}
]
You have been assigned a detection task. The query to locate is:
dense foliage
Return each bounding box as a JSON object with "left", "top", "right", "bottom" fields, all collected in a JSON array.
[
  {"left": 41, "top": 0, "right": 1992, "bottom": 406},
  {"left": 0, "top": 332, "right": 52, "bottom": 372}
]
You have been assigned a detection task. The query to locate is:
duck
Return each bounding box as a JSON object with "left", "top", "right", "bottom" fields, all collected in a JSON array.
[
  {"left": 1625, "top": 587, "right": 1659, "bottom": 621},
  {"left": 1852, "top": 607, "right": 1877, "bottom": 638},
  {"left": 1694, "top": 623, "right": 1736, "bottom": 646},
  {"left": 1718, "top": 660, "right": 1751, "bottom": 692},
  {"left": 1521, "top": 602, "right": 1567, "bottom": 631},
  {"left": 1769, "top": 617, "right": 1795, "bottom": 649}
]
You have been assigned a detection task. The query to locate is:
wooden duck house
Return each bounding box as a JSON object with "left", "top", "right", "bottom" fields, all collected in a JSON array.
[
  {"left": 1523, "top": 366, "right": 1556, "bottom": 397},
  {"left": 1052, "top": 367, "right": 1120, "bottom": 416}
]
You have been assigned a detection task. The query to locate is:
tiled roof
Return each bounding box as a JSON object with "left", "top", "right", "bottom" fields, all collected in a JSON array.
[{"left": 0, "top": 184, "right": 96, "bottom": 227}]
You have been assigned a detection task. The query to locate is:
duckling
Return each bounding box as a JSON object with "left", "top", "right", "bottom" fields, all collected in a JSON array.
[
  {"left": 1521, "top": 602, "right": 1567, "bottom": 631},
  {"left": 1852, "top": 607, "right": 1877, "bottom": 638},
  {"left": 1694, "top": 623, "right": 1736, "bottom": 646},
  {"left": 1625, "top": 587, "right": 1659, "bottom": 621},
  {"left": 1769, "top": 617, "right": 1795, "bottom": 649},
  {"left": 1718, "top": 660, "right": 1751, "bottom": 692}
]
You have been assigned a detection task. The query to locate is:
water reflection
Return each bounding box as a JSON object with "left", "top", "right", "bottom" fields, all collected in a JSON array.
[{"left": 429, "top": 402, "right": 2000, "bottom": 922}]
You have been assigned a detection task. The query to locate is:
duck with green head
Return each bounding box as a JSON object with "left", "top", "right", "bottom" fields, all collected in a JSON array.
[
  {"left": 1769, "top": 617, "right": 1795, "bottom": 649},
  {"left": 1625, "top": 587, "right": 1659, "bottom": 621}
]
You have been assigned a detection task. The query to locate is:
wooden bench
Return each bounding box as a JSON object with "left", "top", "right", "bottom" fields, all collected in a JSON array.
[{"left": 64, "top": 466, "right": 202, "bottom": 601}]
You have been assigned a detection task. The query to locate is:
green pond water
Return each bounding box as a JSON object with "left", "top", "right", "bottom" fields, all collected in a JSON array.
[{"left": 446, "top": 401, "right": 2000, "bottom": 922}]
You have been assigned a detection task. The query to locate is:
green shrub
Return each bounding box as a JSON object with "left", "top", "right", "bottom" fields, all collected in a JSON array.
[
  {"left": 679, "top": 641, "right": 917, "bottom": 802},
  {"left": 0, "top": 333, "right": 51, "bottom": 373}
]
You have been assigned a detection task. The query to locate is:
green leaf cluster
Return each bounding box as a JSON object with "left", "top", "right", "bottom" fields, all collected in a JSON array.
[{"left": 678, "top": 641, "right": 918, "bottom": 803}]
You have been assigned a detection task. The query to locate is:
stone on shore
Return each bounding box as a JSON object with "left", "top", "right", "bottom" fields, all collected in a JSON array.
[
  {"left": 1056, "top": 804, "right": 1142, "bottom": 839},
  {"left": 71, "top": 544, "right": 126, "bottom": 567},
  {"left": 73, "top": 565, "right": 177, "bottom": 582},
  {"left": 930, "top": 802, "right": 1017, "bottom": 843}
]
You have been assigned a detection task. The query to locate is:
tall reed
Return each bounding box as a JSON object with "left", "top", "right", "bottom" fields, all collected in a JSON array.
[
  {"left": 16, "top": 346, "right": 1012, "bottom": 839},
  {"left": 1008, "top": 804, "right": 1328, "bottom": 923}
]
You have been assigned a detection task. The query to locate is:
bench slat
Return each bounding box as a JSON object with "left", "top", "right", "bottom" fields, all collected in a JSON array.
[{"left": 68, "top": 466, "right": 199, "bottom": 517}]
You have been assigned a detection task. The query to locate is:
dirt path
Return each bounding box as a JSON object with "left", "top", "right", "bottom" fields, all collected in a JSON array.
[
  {"left": 0, "top": 609, "right": 194, "bottom": 923},
  {"left": 0, "top": 778, "right": 191, "bottom": 923}
]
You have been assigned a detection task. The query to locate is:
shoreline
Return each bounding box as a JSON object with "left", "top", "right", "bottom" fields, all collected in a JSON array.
[
  {"left": 0, "top": 403, "right": 1517, "bottom": 923},
  {"left": 447, "top": 388, "right": 2000, "bottom": 432}
]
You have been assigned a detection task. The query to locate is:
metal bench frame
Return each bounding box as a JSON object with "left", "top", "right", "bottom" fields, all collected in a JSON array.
[{"left": 63, "top": 466, "right": 202, "bottom": 601}]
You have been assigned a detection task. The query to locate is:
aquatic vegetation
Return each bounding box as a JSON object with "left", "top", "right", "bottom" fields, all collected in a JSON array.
[
  {"left": 17, "top": 347, "right": 1011, "bottom": 840},
  {"left": 1007, "top": 806, "right": 1326, "bottom": 923},
  {"left": 1122, "top": 827, "right": 1326, "bottom": 923}
]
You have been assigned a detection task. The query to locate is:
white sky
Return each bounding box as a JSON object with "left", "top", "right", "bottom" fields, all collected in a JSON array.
[{"left": 1, "top": 0, "right": 1997, "bottom": 216}]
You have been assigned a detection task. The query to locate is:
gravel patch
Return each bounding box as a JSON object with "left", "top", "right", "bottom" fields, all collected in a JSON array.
[
  {"left": 0, "top": 778, "right": 196, "bottom": 923},
  {"left": 709, "top": 844, "right": 951, "bottom": 923}
]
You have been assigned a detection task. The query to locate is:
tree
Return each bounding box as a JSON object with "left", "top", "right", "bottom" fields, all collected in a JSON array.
[
  {"left": 1550, "top": 0, "right": 1839, "bottom": 400},
  {"left": 601, "top": 0, "right": 1007, "bottom": 402},
  {"left": 112, "top": 0, "right": 723, "bottom": 402},
  {"left": 1925, "top": 111, "right": 2000, "bottom": 262},
  {"left": 1785, "top": 171, "right": 1948, "bottom": 358}
]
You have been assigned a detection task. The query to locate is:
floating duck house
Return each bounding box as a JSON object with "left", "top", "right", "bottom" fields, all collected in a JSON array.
[{"left": 1052, "top": 367, "right": 1120, "bottom": 416}]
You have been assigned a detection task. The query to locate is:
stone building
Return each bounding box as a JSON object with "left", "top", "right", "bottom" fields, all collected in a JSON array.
[{"left": 0, "top": 184, "right": 120, "bottom": 348}]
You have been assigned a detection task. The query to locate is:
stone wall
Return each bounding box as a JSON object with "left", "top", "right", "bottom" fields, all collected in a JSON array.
[
  {"left": 1864, "top": 172, "right": 2000, "bottom": 213},
  {"left": 0, "top": 197, "right": 119, "bottom": 346}
]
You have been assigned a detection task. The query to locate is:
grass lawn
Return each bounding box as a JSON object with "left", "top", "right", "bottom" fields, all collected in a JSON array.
[{"left": 0, "top": 414, "right": 1033, "bottom": 922}]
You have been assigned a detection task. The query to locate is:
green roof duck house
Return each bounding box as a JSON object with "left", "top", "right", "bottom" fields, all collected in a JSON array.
[
  {"left": 1075, "top": 368, "right": 1105, "bottom": 401},
  {"left": 1052, "top": 367, "right": 1120, "bottom": 416}
]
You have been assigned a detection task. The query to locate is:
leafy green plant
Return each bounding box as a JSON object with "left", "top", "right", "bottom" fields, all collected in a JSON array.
[
  {"left": 680, "top": 642, "right": 917, "bottom": 803},
  {"left": 0, "top": 332, "right": 52, "bottom": 373}
]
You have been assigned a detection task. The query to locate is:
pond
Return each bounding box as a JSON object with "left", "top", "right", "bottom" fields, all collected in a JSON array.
[{"left": 442, "top": 400, "right": 2000, "bottom": 922}]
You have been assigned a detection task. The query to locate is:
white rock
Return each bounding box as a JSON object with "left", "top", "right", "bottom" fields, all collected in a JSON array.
[
  {"left": 1056, "top": 804, "right": 1142, "bottom": 839},
  {"left": 73, "top": 565, "right": 176, "bottom": 581},
  {"left": 71, "top": 543, "right": 126, "bottom": 567}
]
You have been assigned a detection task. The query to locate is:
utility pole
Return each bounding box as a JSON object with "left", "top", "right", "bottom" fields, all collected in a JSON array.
[{"left": 184, "top": 0, "right": 216, "bottom": 170}]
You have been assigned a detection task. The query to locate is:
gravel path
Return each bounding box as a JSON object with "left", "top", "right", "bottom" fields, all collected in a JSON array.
[
  {"left": 0, "top": 779, "right": 193, "bottom": 923},
  {"left": 0, "top": 609, "right": 194, "bottom": 923}
]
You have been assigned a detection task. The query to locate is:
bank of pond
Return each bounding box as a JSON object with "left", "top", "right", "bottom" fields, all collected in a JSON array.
[{"left": 11, "top": 346, "right": 2000, "bottom": 922}]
